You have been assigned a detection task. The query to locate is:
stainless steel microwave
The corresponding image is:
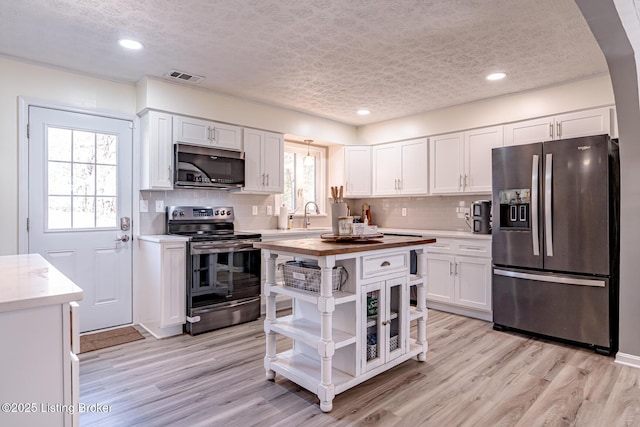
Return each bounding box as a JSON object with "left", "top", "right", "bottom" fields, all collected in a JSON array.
[{"left": 174, "top": 143, "right": 245, "bottom": 189}]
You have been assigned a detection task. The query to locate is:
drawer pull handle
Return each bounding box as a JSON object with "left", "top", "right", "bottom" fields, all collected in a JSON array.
[{"left": 380, "top": 261, "right": 391, "bottom": 267}]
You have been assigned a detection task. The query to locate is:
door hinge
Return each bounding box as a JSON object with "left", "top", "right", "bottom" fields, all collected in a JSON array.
[
  {"left": 26, "top": 123, "right": 30, "bottom": 139},
  {"left": 26, "top": 217, "right": 30, "bottom": 232}
]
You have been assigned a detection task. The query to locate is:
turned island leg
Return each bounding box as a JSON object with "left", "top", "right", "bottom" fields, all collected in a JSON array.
[
  {"left": 263, "top": 250, "right": 278, "bottom": 380},
  {"left": 317, "top": 255, "right": 336, "bottom": 412},
  {"left": 416, "top": 247, "right": 428, "bottom": 361}
]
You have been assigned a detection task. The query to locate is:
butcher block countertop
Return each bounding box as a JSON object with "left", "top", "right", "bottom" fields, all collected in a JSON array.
[{"left": 253, "top": 235, "right": 436, "bottom": 257}]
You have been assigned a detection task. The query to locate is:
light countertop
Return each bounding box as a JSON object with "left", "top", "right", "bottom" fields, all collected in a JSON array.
[
  {"left": 244, "top": 227, "right": 490, "bottom": 240},
  {"left": 137, "top": 234, "right": 190, "bottom": 243},
  {"left": 0, "top": 254, "right": 83, "bottom": 313}
]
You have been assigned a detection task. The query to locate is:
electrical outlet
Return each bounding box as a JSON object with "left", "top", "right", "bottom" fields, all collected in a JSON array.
[
  {"left": 252, "top": 206, "right": 258, "bottom": 216},
  {"left": 139, "top": 200, "right": 148, "bottom": 213},
  {"left": 155, "top": 200, "right": 164, "bottom": 213},
  {"left": 267, "top": 205, "right": 273, "bottom": 216},
  {"left": 402, "top": 207, "right": 407, "bottom": 217}
]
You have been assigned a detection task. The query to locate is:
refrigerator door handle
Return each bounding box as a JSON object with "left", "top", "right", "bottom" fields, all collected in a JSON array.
[
  {"left": 531, "top": 154, "right": 540, "bottom": 256},
  {"left": 545, "top": 153, "right": 554, "bottom": 257},
  {"left": 493, "top": 269, "right": 606, "bottom": 287}
]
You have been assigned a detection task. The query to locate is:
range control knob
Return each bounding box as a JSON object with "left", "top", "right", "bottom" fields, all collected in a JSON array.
[
  {"left": 226, "top": 210, "right": 232, "bottom": 215},
  {"left": 179, "top": 211, "right": 185, "bottom": 217}
]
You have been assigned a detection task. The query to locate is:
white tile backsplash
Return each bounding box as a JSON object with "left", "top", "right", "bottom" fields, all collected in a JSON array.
[{"left": 138, "top": 190, "right": 487, "bottom": 235}]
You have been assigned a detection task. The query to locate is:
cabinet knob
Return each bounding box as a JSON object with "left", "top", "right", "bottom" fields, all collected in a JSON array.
[{"left": 380, "top": 261, "right": 391, "bottom": 267}]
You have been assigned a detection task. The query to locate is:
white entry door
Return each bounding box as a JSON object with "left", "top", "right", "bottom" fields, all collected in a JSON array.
[{"left": 28, "top": 106, "right": 133, "bottom": 332}]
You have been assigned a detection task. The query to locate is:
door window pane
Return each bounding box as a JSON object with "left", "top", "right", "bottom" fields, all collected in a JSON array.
[
  {"left": 48, "top": 196, "right": 71, "bottom": 229},
  {"left": 97, "top": 133, "right": 117, "bottom": 165},
  {"left": 47, "top": 128, "right": 72, "bottom": 161},
  {"left": 73, "top": 197, "right": 95, "bottom": 228},
  {"left": 48, "top": 162, "right": 71, "bottom": 195},
  {"left": 73, "top": 130, "right": 96, "bottom": 163},
  {"left": 46, "top": 126, "right": 118, "bottom": 230}
]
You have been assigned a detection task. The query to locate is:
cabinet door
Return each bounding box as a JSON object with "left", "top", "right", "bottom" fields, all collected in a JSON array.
[
  {"left": 464, "top": 125, "right": 503, "bottom": 193},
  {"left": 372, "top": 144, "right": 400, "bottom": 195},
  {"left": 384, "top": 277, "right": 407, "bottom": 363},
  {"left": 213, "top": 122, "right": 243, "bottom": 151},
  {"left": 160, "top": 243, "right": 186, "bottom": 327},
  {"left": 400, "top": 138, "right": 428, "bottom": 195},
  {"left": 141, "top": 111, "right": 173, "bottom": 190},
  {"left": 555, "top": 107, "right": 611, "bottom": 140},
  {"left": 454, "top": 255, "right": 491, "bottom": 312},
  {"left": 429, "top": 133, "right": 464, "bottom": 194},
  {"left": 425, "top": 254, "right": 455, "bottom": 303},
  {"left": 243, "top": 128, "right": 264, "bottom": 191},
  {"left": 262, "top": 132, "right": 284, "bottom": 192},
  {"left": 173, "top": 115, "right": 212, "bottom": 146},
  {"left": 344, "top": 146, "right": 371, "bottom": 197},
  {"left": 504, "top": 117, "right": 553, "bottom": 146},
  {"left": 363, "top": 282, "right": 384, "bottom": 372}
]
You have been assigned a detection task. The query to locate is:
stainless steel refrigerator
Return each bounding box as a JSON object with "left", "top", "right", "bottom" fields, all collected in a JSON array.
[{"left": 491, "top": 134, "right": 619, "bottom": 354}]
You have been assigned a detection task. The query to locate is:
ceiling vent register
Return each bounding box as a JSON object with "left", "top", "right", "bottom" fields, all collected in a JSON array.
[{"left": 164, "top": 70, "right": 205, "bottom": 84}]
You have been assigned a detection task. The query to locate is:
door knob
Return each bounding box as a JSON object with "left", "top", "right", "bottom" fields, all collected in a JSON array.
[{"left": 115, "top": 234, "right": 130, "bottom": 242}]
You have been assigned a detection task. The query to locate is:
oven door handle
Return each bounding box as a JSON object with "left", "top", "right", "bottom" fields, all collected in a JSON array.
[{"left": 191, "top": 243, "right": 258, "bottom": 254}]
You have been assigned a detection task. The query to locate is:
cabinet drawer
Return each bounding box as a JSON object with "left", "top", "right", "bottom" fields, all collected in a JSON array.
[
  {"left": 457, "top": 239, "right": 491, "bottom": 258},
  {"left": 362, "top": 251, "right": 408, "bottom": 279},
  {"left": 424, "top": 238, "right": 456, "bottom": 254}
]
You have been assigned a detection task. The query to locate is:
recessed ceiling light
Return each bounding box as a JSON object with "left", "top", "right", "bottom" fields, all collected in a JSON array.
[
  {"left": 486, "top": 72, "right": 506, "bottom": 81},
  {"left": 118, "top": 39, "right": 143, "bottom": 50},
  {"left": 357, "top": 109, "right": 370, "bottom": 116}
]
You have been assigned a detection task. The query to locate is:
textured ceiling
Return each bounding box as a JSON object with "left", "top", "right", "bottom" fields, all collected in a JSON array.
[{"left": 0, "top": 0, "right": 607, "bottom": 125}]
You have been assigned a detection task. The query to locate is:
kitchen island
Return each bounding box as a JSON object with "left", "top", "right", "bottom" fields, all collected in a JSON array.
[
  {"left": 254, "top": 235, "right": 435, "bottom": 412},
  {"left": 0, "top": 254, "right": 83, "bottom": 427}
]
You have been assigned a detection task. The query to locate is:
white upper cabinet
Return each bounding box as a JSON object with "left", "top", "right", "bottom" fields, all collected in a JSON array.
[
  {"left": 372, "top": 138, "right": 428, "bottom": 196},
  {"left": 464, "top": 126, "right": 504, "bottom": 193},
  {"left": 504, "top": 107, "right": 613, "bottom": 146},
  {"left": 140, "top": 110, "right": 173, "bottom": 190},
  {"left": 242, "top": 128, "right": 284, "bottom": 193},
  {"left": 430, "top": 126, "right": 503, "bottom": 194},
  {"left": 173, "top": 115, "right": 243, "bottom": 151},
  {"left": 429, "top": 132, "right": 465, "bottom": 194},
  {"left": 344, "top": 146, "right": 371, "bottom": 197}
]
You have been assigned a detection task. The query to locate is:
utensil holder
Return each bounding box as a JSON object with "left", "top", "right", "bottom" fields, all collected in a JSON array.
[{"left": 331, "top": 202, "right": 348, "bottom": 235}]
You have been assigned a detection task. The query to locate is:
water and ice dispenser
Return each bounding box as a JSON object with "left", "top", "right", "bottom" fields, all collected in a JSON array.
[{"left": 498, "top": 189, "right": 530, "bottom": 229}]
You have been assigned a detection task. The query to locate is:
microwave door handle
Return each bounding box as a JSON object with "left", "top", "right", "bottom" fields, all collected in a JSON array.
[
  {"left": 531, "top": 154, "right": 540, "bottom": 256},
  {"left": 545, "top": 153, "right": 553, "bottom": 257}
]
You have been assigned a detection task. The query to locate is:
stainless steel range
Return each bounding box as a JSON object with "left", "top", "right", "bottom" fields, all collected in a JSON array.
[{"left": 167, "top": 206, "right": 261, "bottom": 335}]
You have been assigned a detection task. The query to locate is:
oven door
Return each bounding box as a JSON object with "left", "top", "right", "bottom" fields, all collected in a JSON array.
[{"left": 189, "top": 240, "right": 261, "bottom": 307}]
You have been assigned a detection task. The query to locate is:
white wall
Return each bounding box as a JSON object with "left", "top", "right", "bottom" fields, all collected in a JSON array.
[
  {"left": 138, "top": 77, "right": 358, "bottom": 145},
  {"left": 0, "top": 56, "right": 137, "bottom": 256},
  {"left": 357, "top": 75, "right": 615, "bottom": 144}
]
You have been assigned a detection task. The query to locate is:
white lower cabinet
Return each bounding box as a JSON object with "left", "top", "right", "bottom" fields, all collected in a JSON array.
[
  {"left": 0, "top": 302, "right": 79, "bottom": 427},
  {"left": 138, "top": 238, "right": 187, "bottom": 338},
  {"left": 425, "top": 238, "right": 492, "bottom": 320},
  {"left": 262, "top": 244, "right": 429, "bottom": 412},
  {"left": 362, "top": 276, "right": 407, "bottom": 372}
]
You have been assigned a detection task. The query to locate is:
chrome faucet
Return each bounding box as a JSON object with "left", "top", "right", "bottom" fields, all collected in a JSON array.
[{"left": 303, "top": 201, "right": 320, "bottom": 228}]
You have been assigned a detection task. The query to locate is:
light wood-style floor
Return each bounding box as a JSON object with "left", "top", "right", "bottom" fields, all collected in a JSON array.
[{"left": 79, "top": 310, "right": 640, "bottom": 426}]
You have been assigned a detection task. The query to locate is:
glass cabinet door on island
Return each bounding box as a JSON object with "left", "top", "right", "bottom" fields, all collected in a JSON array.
[{"left": 362, "top": 277, "right": 407, "bottom": 373}]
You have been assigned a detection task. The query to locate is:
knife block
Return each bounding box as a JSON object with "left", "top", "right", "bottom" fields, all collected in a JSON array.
[{"left": 331, "top": 202, "right": 348, "bottom": 235}]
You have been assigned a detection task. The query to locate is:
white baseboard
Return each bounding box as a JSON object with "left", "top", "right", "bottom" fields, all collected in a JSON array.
[
  {"left": 426, "top": 301, "right": 492, "bottom": 322},
  {"left": 615, "top": 352, "right": 640, "bottom": 369}
]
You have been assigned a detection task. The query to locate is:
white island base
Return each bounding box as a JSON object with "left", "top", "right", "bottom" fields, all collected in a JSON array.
[{"left": 255, "top": 235, "right": 433, "bottom": 412}]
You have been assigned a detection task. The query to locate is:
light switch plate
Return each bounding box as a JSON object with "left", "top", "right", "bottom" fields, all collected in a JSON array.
[
  {"left": 139, "top": 200, "right": 148, "bottom": 213},
  {"left": 401, "top": 208, "right": 407, "bottom": 217},
  {"left": 155, "top": 200, "right": 164, "bottom": 213},
  {"left": 252, "top": 206, "right": 258, "bottom": 216},
  {"left": 267, "top": 205, "right": 273, "bottom": 216}
]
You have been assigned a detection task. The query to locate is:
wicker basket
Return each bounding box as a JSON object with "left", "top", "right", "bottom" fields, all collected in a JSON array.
[{"left": 280, "top": 261, "right": 348, "bottom": 293}]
